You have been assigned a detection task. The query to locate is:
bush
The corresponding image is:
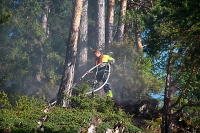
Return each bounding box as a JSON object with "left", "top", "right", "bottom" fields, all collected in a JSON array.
[
  {"left": 0, "top": 92, "right": 12, "bottom": 109},
  {"left": 0, "top": 93, "right": 142, "bottom": 133}
]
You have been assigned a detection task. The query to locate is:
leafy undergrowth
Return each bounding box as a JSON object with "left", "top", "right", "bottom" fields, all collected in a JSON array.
[{"left": 0, "top": 92, "right": 141, "bottom": 133}]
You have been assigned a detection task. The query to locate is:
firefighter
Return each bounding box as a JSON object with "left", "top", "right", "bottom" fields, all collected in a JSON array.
[{"left": 88, "top": 50, "right": 115, "bottom": 98}]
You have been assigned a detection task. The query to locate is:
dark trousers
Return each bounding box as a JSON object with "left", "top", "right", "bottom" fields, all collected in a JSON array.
[{"left": 94, "top": 66, "right": 111, "bottom": 93}]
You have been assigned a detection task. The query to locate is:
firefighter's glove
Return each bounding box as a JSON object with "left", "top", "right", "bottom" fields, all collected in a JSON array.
[
  {"left": 87, "top": 71, "right": 92, "bottom": 74},
  {"left": 106, "top": 62, "right": 110, "bottom": 66},
  {"left": 108, "top": 60, "right": 115, "bottom": 65}
]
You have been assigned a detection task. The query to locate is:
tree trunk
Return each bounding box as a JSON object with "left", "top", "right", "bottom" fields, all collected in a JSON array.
[
  {"left": 37, "top": 0, "right": 49, "bottom": 83},
  {"left": 96, "top": 0, "right": 105, "bottom": 50},
  {"left": 57, "top": 0, "right": 83, "bottom": 107},
  {"left": 41, "top": 1, "right": 49, "bottom": 35},
  {"left": 134, "top": 18, "right": 143, "bottom": 51},
  {"left": 77, "top": 0, "right": 88, "bottom": 76},
  {"left": 162, "top": 51, "right": 172, "bottom": 133},
  {"left": 117, "top": 0, "right": 127, "bottom": 43},
  {"left": 105, "top": 0, "right": 115, "bottom": 52},
  {"left": 168, "top": 79, "right": 180, "bottom": 133}
]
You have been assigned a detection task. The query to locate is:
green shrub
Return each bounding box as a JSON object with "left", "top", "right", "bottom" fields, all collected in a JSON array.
[
  {"left": 0, "top": 93, "right": 142, "bottom": 133},
  {"left": 0, "top": 92, "right": 12, "bottom": 109},
  {"left": 15, "top": 95, "right": 46, "bottom": 110}
]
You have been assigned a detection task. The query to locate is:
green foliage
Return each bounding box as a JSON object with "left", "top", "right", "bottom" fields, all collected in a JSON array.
[
  {"left": 43, "top": 107, "right": 92, "bottom": 132},
  {"left": 144, "top": 0, "right": 200, "bottom": 57},
  {"left": 70, "top": 89, "right": 141, "bottom": 132},
  {"left": 146, "top": 0, "right": 200, "bottom": 89},
  {"left": 110, "top": 40, "right": 164, "bottom": 100},
  {"left": 0, "top": 0, "right": 12, "bottom": 24},
  {"left": 0, "top": 14, "right": 11, "bottom": 24},
  {"left": 0, "top": 95, "right": 47, "bottom": 133},
  {"left": 0, "top": 109, "right": 42, "bottom": 132},
  {"left": 0, "top": 92, "right": 12, "bottom": 109},
  {"left": 0, "top": 93, "right": 143, "bottom": 133},
  {"left": 137, "top": 56, "right": 164, "bottom": 93},
  {"left": 143, "top": 0, "right": 200, "bottom": 130},
  {"left": 142, "top": 120, "right": 160, "bottom": 133},
  {"left": 15, "top": 95, "right": 46, "bottom": 111},
  {"left": 70, "top": 93, "right": 115, "bottom": 113},
  {"left": 0, "top": 0, "right": 74, "bottom": 99}
]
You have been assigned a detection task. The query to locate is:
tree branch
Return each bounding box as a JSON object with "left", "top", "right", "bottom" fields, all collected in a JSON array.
[
  {"left": 171, "top": 65, "right": 196, "bottom": 108},
  {"left": 171, "top": 102, "right": 199, "bottom": 117},
  {"left": 128, "top": 1, "right": 151, "bottom": 10}
]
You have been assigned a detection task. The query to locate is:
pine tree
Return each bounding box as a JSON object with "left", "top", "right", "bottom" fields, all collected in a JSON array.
[
  {"left": 105, "top": 0, "right": 115, "bottom": 52},
  {"left": 117, "top": 0, "right": 127, "bottom": 43},
  {"left": 77, "top": 0, "right": 88, "bottom": 76},
  {"left": 95, "top": 0, "right": 105, "bottom": 50},
  {"left": 57, "top": 0, "right": 84, "bottom": 107}
]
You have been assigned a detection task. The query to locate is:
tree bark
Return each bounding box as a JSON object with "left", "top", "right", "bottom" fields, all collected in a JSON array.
[
  {"left": 134, "top": 18, "right": 143, "bottom": 51},
  {"left": 42, "top": 0, "right": 49, "bottom": 36},
  {"left": 117, "top": 0, "right": 127, "bottom": 43},
  {"left": 37, "top": 0, "right": 49, "bottom": 83},
  {"left": 105, "top": 0, "right": 115, "bottom": 52},
  {"left": 96, "top": 0, "right": 105, "bottom": 50},
  {"left": 57, "top": 0, "right": 83, "bottom": 107},
  {"left": 162, "top": 51, "right": 172, "bottom": 133},
  {"left": 77, "top": 0, "right": 88, "bottom": 76}
]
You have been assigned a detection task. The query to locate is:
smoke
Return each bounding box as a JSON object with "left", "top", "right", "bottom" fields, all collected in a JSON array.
[
  {"left": 45, "top": 88, "right": 59, "bottom": 102},
  {"left": 107, "top": 42, "right": 151, "bottom": 104}
]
